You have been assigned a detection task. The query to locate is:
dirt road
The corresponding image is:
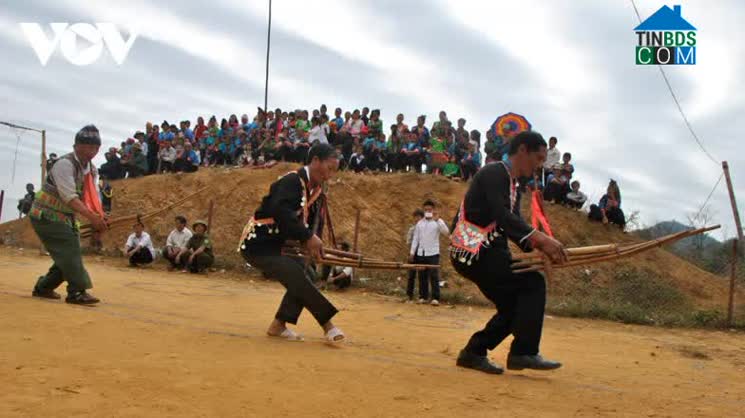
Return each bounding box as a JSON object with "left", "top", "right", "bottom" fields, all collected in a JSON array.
[{"left": 1, "top": 249, "right": 744, "bottom": 417}]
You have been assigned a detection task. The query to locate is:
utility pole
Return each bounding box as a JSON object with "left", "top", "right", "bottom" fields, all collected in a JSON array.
[{"left": 0, "top": 121, "right": 46, "bottom": 187}]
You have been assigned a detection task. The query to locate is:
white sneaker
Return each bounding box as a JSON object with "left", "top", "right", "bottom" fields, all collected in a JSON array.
[
  {"left": 418, "top": 298, "right": 427, "bottom": 304},
  {"left": 430, "top": 299, "right": 440, "bottom": 306}
]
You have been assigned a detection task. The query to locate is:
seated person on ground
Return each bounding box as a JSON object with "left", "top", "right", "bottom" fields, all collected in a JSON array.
[
  {"left": 183, "top": 220, "right": 215, "bottom": 273},
  {"left": 162, "top": 215, "right": 193, "bottom": 270},
  {"left": 588, "top": 179, "right": 626, "bottom": 230},
  {"left": 565, "top": 180, "right": 587, "bottom": 209},
  {"left": 125, "top": 221, "right": 155, "bottom": 267},
  {"left": 326, "top": 243, "right": 355, "bottom": 290},
  {"left": 543, "top": 152, "right": 574, "bottom": 203}
]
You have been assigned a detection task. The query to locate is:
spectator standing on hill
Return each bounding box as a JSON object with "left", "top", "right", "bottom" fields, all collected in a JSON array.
[
  {"left": 456, "top": 118, "right": 468, "bottom": 141},
  {"left": 410, "top": 200, "right": 449, "bottom": 306},
  {"left": 367, "top": 109, "right": 383, "bottom": 139},
  {"left": 17, "top": 183, "right": 35, "bottom": 218},
  {"left": 100, "top": 179, "right": 113, "bottom": 213},
  {"left": 46, "top": 152, "right": 59, "bottom": 173},
  {"left": 543, "top": 137, "right": 561, "bottom": 185},
  {"left": 345, "top": 110, "right": 364, "bottom": 139},
  {"left": 361, "top": 107, "right": 370, "bottom": 126},
  {"left": 484, "top": 130, "right": 502, "bottom": 164}
]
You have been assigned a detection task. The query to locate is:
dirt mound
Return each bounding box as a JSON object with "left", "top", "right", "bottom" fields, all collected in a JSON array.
[{"left": 0, "top": 164, "right": 736, "bottom": 317}]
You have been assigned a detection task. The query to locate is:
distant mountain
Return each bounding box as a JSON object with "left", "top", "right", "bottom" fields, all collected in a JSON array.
[
  {"left": 636, "top": 220, "right": 721, "bottom": 251},
  {"left": 635, "top": 220, "right": 738, "bottom": 274}
]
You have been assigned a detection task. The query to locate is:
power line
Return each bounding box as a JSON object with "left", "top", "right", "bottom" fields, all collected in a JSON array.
[
  {"left": 692, "top": 172, "right": 724, "bottom": 223},
  {"left": 629, "top": 0, "right": 719, "bottom": 166}
]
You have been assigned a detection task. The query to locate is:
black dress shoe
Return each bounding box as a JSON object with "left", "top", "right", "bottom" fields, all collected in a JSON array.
[
  {"left": 507, "top": 354, "right": 562, "bottom": 371},
  {"left": 65, "top": 291, "right": 100, "bottom": 305},
  {"left": 456, "top": 349, "right": 504, "bottom": 374},
  {"left": 32, "top": 287, "right": 61, "bottom": 300}
]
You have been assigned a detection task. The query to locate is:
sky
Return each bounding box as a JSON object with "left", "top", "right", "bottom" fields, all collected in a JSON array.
[{"left": 1, "top": 0, "right": 743, "bottom": 240}]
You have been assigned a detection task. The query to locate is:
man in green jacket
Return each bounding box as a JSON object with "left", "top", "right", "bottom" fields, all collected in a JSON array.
[{"left": 29, "top": 124, "right": 108, "bottom": 305}]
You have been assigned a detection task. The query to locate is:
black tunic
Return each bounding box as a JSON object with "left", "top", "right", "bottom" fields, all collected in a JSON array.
[
  {"left": 242, "top": 167, "right": 323, "bottom": 255},
  {"left": 455, "top": 162, "right": 535, "bottom": 255}
]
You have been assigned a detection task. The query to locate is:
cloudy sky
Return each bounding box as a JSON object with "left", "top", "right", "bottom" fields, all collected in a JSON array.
[{"left": 1, "top": 0, "right": 743, "bottom": 239}]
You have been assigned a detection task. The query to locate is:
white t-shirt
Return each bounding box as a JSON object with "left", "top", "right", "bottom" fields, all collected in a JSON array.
[
  {"left": 544, "top": 147, "right": 561, "bottom": 170},
  {"left": 410, "top": 218, "right": 450, "bottom": 257},
  {"left": 126, "top": 232, "right": 155, "bottom": 257},
  {"left": 308, "top": 125, "right": 328, "bottom": 145}
]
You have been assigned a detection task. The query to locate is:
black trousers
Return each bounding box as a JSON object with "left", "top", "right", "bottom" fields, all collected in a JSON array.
[
  {"left": 244, "top": 253, "right": 338, "bottom": 326},
  {"left": 417, "top": 254, "right": 441, "bottom": 300},
  {"left": 452, "top": 242, "right": 546, "bottom": 356},
  {"left": 161, "top": 247, "right": 185, "bottom": 268},
  {"left": 406, "top": 268, "right": 417, "bottom": 299},
  {"left": 128, "top": 247, "right": 153, "bottom": 266}
]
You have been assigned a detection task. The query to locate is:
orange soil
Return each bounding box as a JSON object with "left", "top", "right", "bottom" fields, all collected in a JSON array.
[{"left": 1, "top": 251, "right": 744, "bottom": 417}]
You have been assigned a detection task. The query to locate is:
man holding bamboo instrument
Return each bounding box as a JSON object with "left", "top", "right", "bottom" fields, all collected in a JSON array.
[
  {"left": 238, "top": 143, "right": 345, "bottom": 343},
  {"left": 450, "top": 131, "right": 567, "bottom": 374},
  {"left": 29, "top": 125, "right": 108, "bottom": 305}
]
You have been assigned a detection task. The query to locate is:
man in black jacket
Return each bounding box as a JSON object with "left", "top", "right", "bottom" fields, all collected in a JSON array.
[
  {"left": 450, "top": 131, "right": 567, "bottom": 374},
  {"left": 239, "top": 144, "right": 345, "bottom": 343}
]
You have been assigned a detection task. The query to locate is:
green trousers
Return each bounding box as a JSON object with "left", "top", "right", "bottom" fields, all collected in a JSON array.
[{"left": 30, "top": 216, "right": 92, "bottom": 294}]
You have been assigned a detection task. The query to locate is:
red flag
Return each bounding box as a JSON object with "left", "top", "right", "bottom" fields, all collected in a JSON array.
[
  {"left": 82, "top": 173, "right": 104, "bottom": 217},
  {"left": 531, "top": 191, "right": 554, "bottom": 237}
]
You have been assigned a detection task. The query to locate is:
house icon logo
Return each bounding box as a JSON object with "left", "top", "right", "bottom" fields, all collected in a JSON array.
[{"left": 635, "top": 4, "right": 697, "bottom": 65}]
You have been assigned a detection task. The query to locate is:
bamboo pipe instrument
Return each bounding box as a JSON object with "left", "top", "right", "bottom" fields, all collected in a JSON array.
[
  {"left": 79, "top": 185, "right": 211, "bottom": 238},
  {"left": 510, "top": 225, "right": 719, "bottom": 273}
]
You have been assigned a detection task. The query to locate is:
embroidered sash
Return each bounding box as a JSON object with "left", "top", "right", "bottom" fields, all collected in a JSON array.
[{"left": 448, "top": 161, "right": 515, "bottom": 265}]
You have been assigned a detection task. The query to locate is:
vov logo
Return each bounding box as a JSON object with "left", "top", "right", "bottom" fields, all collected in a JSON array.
[{"left": 20, "top": 23, "right": 139, "bottom": 66}]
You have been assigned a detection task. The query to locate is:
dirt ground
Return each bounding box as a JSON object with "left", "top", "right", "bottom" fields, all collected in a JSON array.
[{"left": 1, "top": 249, "right": 744, "bottom": 418}]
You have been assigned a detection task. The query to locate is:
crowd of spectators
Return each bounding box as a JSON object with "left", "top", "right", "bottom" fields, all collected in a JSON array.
[{"left": 95, "top": 104, "right": 624, "bottom": 231}]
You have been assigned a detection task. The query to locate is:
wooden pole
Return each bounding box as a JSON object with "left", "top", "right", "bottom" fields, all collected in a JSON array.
[
  {"left": 352, "top": 207, "right": 361, "bottom": 253},
  {"left": 0, "top": 189, "right": 4, "bottom": 222},
  {"left": 41, "top": 130, "right": 47, "bottom": 186},
  {"left": 206, "top": 200, "right": 215, "bottom": 233},
  {"left": 722, "top": 161, "right": 744, "bottom": 242},
  {"left": 728, "top": 239, "right": 738, "bottom": 327}
]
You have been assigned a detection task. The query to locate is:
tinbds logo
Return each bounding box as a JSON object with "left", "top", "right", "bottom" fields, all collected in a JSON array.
[
  {"left": 20, "top": 23, "right": 139, "bottom": 66},
  {"left": 634, "top": 5, "right": 697, "bottom": 65}
]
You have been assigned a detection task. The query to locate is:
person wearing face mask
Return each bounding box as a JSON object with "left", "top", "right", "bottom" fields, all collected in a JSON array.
[
  {"left": 239, "top": 143, "right": 345, "bottom": 344},
  {"left": 450, "top": 131, "right": 567, "bottom": 375},
  {"left": 409, "top": 200, "right": 450, "bottom": 306}
]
